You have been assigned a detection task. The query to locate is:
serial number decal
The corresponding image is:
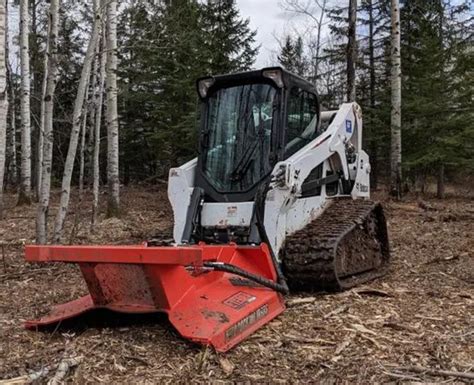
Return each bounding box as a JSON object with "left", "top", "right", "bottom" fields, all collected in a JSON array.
[
  {"left": 225, "top": 304, "right": 269, "bottom": 342},
  {"left": 223, "top": 291, "right": 256, "bottom": 310},
  {"left": 227, "top": 206, "right": 238, "bottom": 217},
  {"left": 356, "top": 182, "right": 369, "bottom": 193}
]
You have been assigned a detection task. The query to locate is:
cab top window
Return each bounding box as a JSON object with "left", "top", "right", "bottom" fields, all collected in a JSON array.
[{"left": 285, "top": 88, "right": 319, "bottom": 157}]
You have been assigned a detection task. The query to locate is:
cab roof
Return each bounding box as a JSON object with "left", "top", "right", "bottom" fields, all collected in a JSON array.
[{"left": 197, "top": 67, "right": 318, "bottom": 97}]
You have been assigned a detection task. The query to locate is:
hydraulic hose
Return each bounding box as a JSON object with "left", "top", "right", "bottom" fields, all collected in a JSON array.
[{"left": 203, "top": 262, "right": 289, "bottom": 294}]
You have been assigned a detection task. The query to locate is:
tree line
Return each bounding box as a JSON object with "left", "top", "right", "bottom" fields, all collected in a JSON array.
[
  {"left": 0, "top": 0, "right": 258, "bottom": 243},
  {"left": 278, "top": 0, "right": 473, "bottom": 196},
  {"left": 0, "top": 0, "right": 472, "bottom": 244}
]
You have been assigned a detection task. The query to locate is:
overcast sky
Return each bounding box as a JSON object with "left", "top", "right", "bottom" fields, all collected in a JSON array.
[
  {"left": 236, "top": 0, "right": 326, "bottom": 69},
  {"left": 236, "top": 0, "right": 291, "bottom": 68}
]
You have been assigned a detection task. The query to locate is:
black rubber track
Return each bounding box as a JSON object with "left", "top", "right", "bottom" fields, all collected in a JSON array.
[{"left": 282, "top": 198, "right": 390, "bottom": 292}]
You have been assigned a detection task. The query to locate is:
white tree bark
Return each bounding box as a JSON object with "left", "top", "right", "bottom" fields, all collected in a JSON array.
[
  {"left": 106, "top": 0, "right": 120, "bottom": 217},
  {"left": 87, "top": 34, "right": 101, "bottom": 186},
  {"left": 36, "top": 19, "right": 51, "bottom": 201},
  {"left": 0, "top": 0, "right": 8, "bottom": 219},
  {"left": 390, "top": 0, "right": 402, "bottom": 198},
  {"left": 6, "top": 70, "right": 15, "bottom": 186},
  {"left": 79, "top": 83, "right": 90, "bottom": 197},
  {"left": 18, "top": 0, "right": 31, "bottom": 205},
  {"left": 92, "top": 27, "right": 106, "bottom": 228},
  {"left": 53, "top": 6, "right": 102, "bottom": 242},
  {"left": 36, "top": 0, "right": 59, "bottom": 244}
]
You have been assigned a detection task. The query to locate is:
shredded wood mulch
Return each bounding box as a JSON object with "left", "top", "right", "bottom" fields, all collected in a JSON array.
[{"left": 0, "top": 187, "right": 473, "bottom": 383}]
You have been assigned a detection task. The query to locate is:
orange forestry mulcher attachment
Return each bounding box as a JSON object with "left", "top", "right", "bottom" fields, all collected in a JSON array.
[{"left": 24, "top": 242, "right": 285, "bottom": 352}]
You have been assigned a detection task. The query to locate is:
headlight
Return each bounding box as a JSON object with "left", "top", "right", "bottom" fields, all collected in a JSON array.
[
  {"left": 198, "top": 77, "right": 215, "bottom": 98},
  {"left": 262, "top": 68, "right": 284, "bottom": 88}
]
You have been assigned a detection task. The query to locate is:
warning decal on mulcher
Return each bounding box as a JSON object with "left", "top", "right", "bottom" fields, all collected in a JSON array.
[
  {"left": 224, "top": 304, "right": 269, "bottom": 341},
  {"left": 223, "top": 291, "right": 256, "bottom": 310}
]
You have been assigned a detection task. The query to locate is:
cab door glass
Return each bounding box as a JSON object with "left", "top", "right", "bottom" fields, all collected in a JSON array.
[{"left": 285, "top": 88, "right": 318, "bottom": 157}]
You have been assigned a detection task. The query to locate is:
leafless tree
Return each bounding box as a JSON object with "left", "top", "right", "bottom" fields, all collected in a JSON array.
[
  {"left": 36, "top": 0, "right": 60, "bottom": 244},
  {"left": 390, "top": 0, "right": 402, "bottom": 198},
  {"left": 53, "top": 4, "right": 102, "bottom": 242},
  {"left": 106, "top": 0, "right": 120, "bottom": 217},
  {"left": 280, "top": 0, "right": 329, "bottom": 80},
  {"left": 18, "top": 0, "right": 31, "bottom": 205},
  {"left": 0, "top": 0, "right": 8, "bottom": 219},
  {"left": 92, "top": 25, "right": 106, "bottom": 228}
]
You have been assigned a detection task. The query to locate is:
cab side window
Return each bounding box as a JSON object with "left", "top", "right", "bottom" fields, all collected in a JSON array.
[{"left": 285, "top": 88, "right": 318, "bottom": 157}]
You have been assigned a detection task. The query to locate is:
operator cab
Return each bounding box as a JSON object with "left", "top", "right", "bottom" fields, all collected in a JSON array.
[{"left": 195, "top": 67, "right": 321, "bottom": 203}]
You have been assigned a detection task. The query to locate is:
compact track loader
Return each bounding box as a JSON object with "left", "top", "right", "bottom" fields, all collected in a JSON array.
[{"left": 25, "top": 68, "right": 390, "bottom": 352}]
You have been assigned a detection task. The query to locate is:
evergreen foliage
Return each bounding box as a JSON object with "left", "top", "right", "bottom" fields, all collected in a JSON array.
[
  {"left": 278, "top": 35, "right": 307, "bottom": 76},
  {"left": 277, "top": 0, "right": 473, "bottom": 189},
  {"left": 116, "top": 0, "right": 259, "bottom": 181},
  {"left": 201, "top": 0, "right": 258, "bottom": 74},
  {"left": 4, "top": 0, "right": 472, "bottom": 193},
  {"left": 401, "top": 0, "right": 473, "bottom": 183}
]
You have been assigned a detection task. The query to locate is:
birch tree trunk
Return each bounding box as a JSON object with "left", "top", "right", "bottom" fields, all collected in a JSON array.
[
  {"left": 87, "top": 35, "right": 101, "bottom": 186},
  {"left": 0, "top": 0, "right": 8, "bottom": 219},
  {"left": 79, "top": 84, "right": 90, "bottom": 197},
  {"left": 6, "top": 69, "right": 15, "bottom": 186},
  {"left": 53, "top": 7, "right": 102, "bottom": 242},
  {"left": 36, "top": 21, "right": 51, "bottom": 201},
  {"left": 390, "top": 0, "right": 402, "bottom": 198},
  {"left": 36, "top": 0, "right": 59, "bottom": 244},
  {"left": 347, "top": 0, "right": 357, "bottom": 102},
  {"left": 18, "top": 0, "right": 31, "bottom": 205},
  {"left": 92, "top": 28, "right": 106, "bottom": 228},
  {"left": 105, "top": 0, "right": 120, "bottom": 217},
  {"left": 5, "top": 0, "right": 16, "bottom": 187}
]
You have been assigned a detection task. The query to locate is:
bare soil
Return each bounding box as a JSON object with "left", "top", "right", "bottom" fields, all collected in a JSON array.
[{"left": 0, "top": 187, "right": 473, "bottom": 383}]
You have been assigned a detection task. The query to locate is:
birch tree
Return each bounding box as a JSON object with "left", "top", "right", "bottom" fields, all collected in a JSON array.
[
  {"left": 36, "top": 0, "right": 59, "bottom": 244},
  {"left": 18, "top": 0, "right": 31, "bottom": 205},
  {"left": 78, "top": 84, "right": 89, "bottom": 197},
  {"left": 53, "top": 6, "right": 102, "bottom": 242},
  {"left": 92, "top": 28, "right": 106, "bottom": 228},
  {"left": 5, "top": 0, "right": 16, "bottom": 187},
  {"left": 36, "top": 13, "right": 51, "bottom": 201},
  {"left": 390, "top": 0, "right": 402, "bottom": 198},
  {"left": 105, "top": 0, "right": 120, "bottom": 217},
  {"left": 347, "top": 0, "right": 357, "bottom": 102},
  {"left": 0, "top": 0, "right": 8, "bottom": 219}
]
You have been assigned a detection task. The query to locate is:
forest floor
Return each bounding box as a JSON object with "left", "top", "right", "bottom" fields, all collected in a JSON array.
[{"left": 0, "top": 186, "right": 473, "bottom": 383}]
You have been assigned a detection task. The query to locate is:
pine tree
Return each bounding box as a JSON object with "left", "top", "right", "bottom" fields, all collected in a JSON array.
[
  {"left": 278, "top": 35, "right": 307, "bottom": 76},
  {"left": 401, "top": 0, "right": 473, "bottom": 195},
  {"left": 278, "top": 35, "right": 296, "bottom": 71},
  {"left": 201, "top": 0, "right": 258, "bottom": 74}
]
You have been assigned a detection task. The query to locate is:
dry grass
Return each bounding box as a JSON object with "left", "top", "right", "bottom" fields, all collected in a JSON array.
[{"left": 0, "top": 187, "right": 472, "bottom": 383}]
